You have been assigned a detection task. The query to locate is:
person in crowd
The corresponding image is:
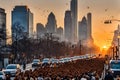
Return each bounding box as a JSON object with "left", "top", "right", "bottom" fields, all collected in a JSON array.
[
  {"left": 23, "top": 61, "right": 26, "bottom": 70},
  {"left": 26, "top": 74, "right": 30, "bottom": 80},
  {"left": 38, "top": 74, "right": 44, "bottom": 80},
  {"left": 80, "top": 74, "right": 87, "bottom": 80},
  {"left": 6, "top": 74, "right": 11, "bottom": 80},
  {"left": 104, "top": 70, "right": 114, "bottom": 80}
]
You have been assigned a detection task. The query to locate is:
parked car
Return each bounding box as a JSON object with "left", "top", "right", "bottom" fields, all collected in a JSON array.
[
  {"left": 32, "top": 59, "right": 41, "bottom": 67},
  {"left": 59, "top": 58, "right": 65, "bottom": 63},
  {"left": 3, "top": 64, "right": 21, "bottom": 76},
  {"left": 50, "top": 58, "right": 59, "bottom": 64},
  {"left": 0, "top": 71, "right": 6, "bottom": 80},
  {"left": 42, "top": 58, "right": 50, "bottom": 66}
]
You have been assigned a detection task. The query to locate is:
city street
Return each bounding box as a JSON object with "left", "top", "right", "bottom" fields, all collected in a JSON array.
[{"left": 0, "top": 0, "right": 120, "bottom": 80}]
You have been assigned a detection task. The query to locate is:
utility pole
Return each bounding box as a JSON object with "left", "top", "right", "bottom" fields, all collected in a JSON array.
[
  {"left": 79, "top": 40, "right": 82, "bottom": 54},
  {"left": 115, "top": 46, "right": 118, "bottom": 60},
  {"left": 118, "top": 25, "right": 120, "bottom": 59},
  {"left": 112, "top": 47, "right": 115, "bottom": 60}
]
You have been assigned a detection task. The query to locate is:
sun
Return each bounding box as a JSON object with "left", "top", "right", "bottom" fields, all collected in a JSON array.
[
  {"left": 102, "top": 45, "right": 109, "bottom": 51},
  {"left": 103, "top": 45, "right": 107, "bottom": 49}
]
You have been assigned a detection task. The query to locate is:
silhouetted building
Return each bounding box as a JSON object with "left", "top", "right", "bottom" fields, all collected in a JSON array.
[
  {"left": 87, "top": 12, "right": 92, "bottom": 39},
  {"left": 12, "top": 5, "right": 33, "bottom": 42},
  {"left": 87, "top": 12, "right": 94, "bottom": 46},
  {"left": 57, "top": 27, "right": 63, "bottom": 40},
  {"left": 0, "top": 8, "right": 8, "bottom": 69},
  {"left": 36, "top": 23, "right": 46, "bottom": 38},
  {"left": 78, "top": 16, "right": 87, "bottom": 43},
  {"left": 112, "top": 25, "right": 120, "bottom": 59},
  {"left": 0, "top": 8, "right": 6, "bottom": 47},
  {"left": 70, "top": 0, "right": 78, "bottom": 43},
  {"left": 112, "top": 25, "right": 120, "bottom": 46},
  {"left": 46, "top": 12, "right": 57, "bottom": 34},
  {"left": 64, "top": 10, "right": 72, "bottom": 42}
]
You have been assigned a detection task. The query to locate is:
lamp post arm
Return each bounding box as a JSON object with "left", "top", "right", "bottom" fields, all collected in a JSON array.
[
  {"left": 111, "top": 19, "right": 120, "bottom": 22},
  {"left": 104, "top": 19, "right": 120, "bottom": 24}
]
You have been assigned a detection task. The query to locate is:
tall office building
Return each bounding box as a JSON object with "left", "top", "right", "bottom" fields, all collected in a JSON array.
[
  {"left": 87, "top": 12, "right": 92, "bottom": 39},
  {"left": 112, "top": 30, "right": 118, "bottom": 46},
  {"left": 78, "top": 16, "right": 87, "bottom": 42},
  {"left": 12, "top": 5, "right": 33, "bottom": 42},
  {"left": 64, "top": 10, "right": 72, "bottom": 42},
  {"left": 36, "top": 23, "right": 46, "bottom": 38},
  {"left": 70, "top": 0, "right": 78, "bottom": 43},
  {"left": 112, "top": 25, "right": 120, "bottom": 59},
  {"left": 0, "top": 8, "right": 6, "bottom": 47},
  {"left": 46, "top": 12, "right": 57, "bottom": 34},
  {"left": 57, "top": 27, "right": 63, "bottom": 40},
  {"left": 0, "top": 8, "right": 6, "bottom": 69},
  {"left": 112, "top": 25, "right": 120, "bottom": 46}
]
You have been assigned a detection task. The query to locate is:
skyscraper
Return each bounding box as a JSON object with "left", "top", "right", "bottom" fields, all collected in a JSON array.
[
  {"left": 70, "top": 0, "right": 78, "bottom": 43},
  {"left": 12, "top": 5, "right": 33, "bottom": 42},
  {"left": 112, "top": 25, "right": 120, "bottom": 58},
  {"left": 64, "top": 10, "right": 72, "bottom": 42},
  {"left": 112, "top": 25, "right": 120, "bottom": 46},
  {"left": 78, "top": 16, "right": 87, "bottom": 41},
  {"left": 0, "top": 8, "right": 6, "bottom": 47},
  {"left": 57, "top": 27, "right": 63, "bottom": 40},
  {"left": 87, "top": 12, "right": 92, "bottom": 39},
  {"left": 0, "top": 8, "right": 6, "bottom": 68},
  {"left": 36, "top": 23, "right": 46, "bottom": 38},
  {"left": 46, "top": 12, "right": 57, "bottom": 34}
]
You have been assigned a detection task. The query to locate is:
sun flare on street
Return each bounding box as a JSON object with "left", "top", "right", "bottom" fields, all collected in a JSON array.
[{"left": 102, "top": 45, "right": 108, "bottom": 50}]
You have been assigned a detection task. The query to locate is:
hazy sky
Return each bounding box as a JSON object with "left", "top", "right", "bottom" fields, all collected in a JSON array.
[{"left": 1, "top": 0, "right": 120, "bottom": 49}]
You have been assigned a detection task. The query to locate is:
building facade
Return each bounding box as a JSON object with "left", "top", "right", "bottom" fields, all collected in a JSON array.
[
  {"left": 112, "top": 25, "right": 120, "bottom": 46},
  {"left": 64, "top": 10, "right": 72, "bottom": 42},
  {"left": 0, "top": 8, "right": 6, "bottom": 49},
  {"left": 87, "top": 12, "right": 92, "bottom": 39},
  {"left": 36, "top": 23, "right": 46, "bottom": 38},
  {"left": 78, "top": 16, "right": 87, "bottom": 43},
  {"left": 57, "top": 27, "right": 63, "bottom": 40},
  {"left": 0, "top": 8, "right": 8, "bottom": 68},
  {"left": 46, "top": 12, "right": 57, "bottom": 34},
  {"left": 0, "top": 8, "right": 6, "bottom": 47},
  {"left": 70, "top": 0, "right": 78, "bottom": 43},
  {"left": 12, "top": 6, "right": 33, "bottom": 42}
]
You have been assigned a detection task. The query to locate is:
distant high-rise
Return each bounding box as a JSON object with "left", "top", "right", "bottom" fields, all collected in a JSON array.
[
  {"left": 70, "top": 0, "right": 78, "bottom": 43},
  {"left": 57, "top": 27, "right": 63, "bottom": 39},
  {"left": 36, "top": 23, "right": 46, "bottom": 38},
  {"left": 78, "top": 16, "right": 87, "bottom": 41},
  {"left": 0, "top": 8, "right": 6, "bottom": 47},
  {"left": 46, "top": 12, "right": 57, "bottom": 34},
  {"left": 112, "top": 25, "right": 120, "bottom": 46},
  {"left": 112, "top": 25, "right": 120, "bottom": 59},
  {"left": 112, "top": 30, "right": 118, "bottom": 46},
  {"left": 64, "top": 10, "right": 72, "bottom": 42},
  {"left": 87, "top": 12, "right": 92, "bottom": 39},
  {"left": 12, "top": 5, "right": 33, "bottom": 42}
]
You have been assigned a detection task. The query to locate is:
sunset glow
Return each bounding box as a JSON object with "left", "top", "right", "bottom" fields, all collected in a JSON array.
[{"left": 103, "top": 45, "right": 107, "bottom": 49}]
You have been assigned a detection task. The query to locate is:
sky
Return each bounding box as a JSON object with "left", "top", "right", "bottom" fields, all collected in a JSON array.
[{"left": 1, "top": 0, "right": 120, "bottom": 49}]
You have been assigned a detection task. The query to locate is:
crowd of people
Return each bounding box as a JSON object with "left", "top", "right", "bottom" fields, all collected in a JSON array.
[{"left": 6, "top": 58, "right": 105, "bottom": 80}]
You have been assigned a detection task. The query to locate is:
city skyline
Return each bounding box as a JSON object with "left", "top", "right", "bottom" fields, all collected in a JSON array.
[{"left": 0, "top": 0, "right": 120, "bottom": 49}]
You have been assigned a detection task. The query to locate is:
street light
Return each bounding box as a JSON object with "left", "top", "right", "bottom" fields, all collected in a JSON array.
[
  {"left": 104, "top": 19, "right": 120, "bottom": 60},
  {"left": 104, "top": 19, "right": 120, "bottom": 24},
  {"left": 104, "top": 20, "right": 112, "bottom": 24}
]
